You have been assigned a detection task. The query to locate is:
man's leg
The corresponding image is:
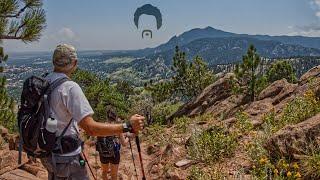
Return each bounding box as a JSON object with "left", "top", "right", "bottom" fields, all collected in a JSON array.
[
  {"left": 41, "top": 155, "right": 89, "bottom": 180},
  {"left": 68, "top": 155, "right": 89, "bottom": 180}
]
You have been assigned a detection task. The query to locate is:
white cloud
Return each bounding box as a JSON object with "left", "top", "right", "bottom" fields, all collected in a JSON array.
[
  {"left": 58, "top": 27, "right": 76, "bottom": 40},
  {"left": 311, "top": 0, "right": 320, "bottom": 18},
  {"left": 3, "top": 27, "right": 80, "bottom": 52},
  {"left": 288, "top": 24, "right": 320, "bottom": 37}
]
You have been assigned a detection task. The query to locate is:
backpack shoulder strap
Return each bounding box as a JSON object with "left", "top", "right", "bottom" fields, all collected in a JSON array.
[
  {"left": 46, "top": 77, "right": 70, "bottom": 95},
  {"left": 59, "top": 118, "right": 73, "bottom": 138}
]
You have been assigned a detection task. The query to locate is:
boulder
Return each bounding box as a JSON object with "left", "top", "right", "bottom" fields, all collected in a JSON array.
[
  {"left": 0, "top": 150, "right": 28, "bottom": 175},
  {"left": 20, "top": 164, "right": 46, "bottom": 176},
  {"left": 242, "top": 99, "right": 275, "bottom": 127},
  {"left": 7, "top": 134, "right": 19, "bottom": 151},
  {"left": 258, "top": 79, "right": 297, "bottom": 104},
  {"left": 0, "top": 126, "right": 8, "bottom": 137},
  {"left": 299, "top": 65, "right": 320, "bottom": 84},
  {"left": 0, "top": 169, "right": 40, "bottom": 180},
  {"left": 205, "top": 94, "right": 246, "bottom": 119},
  {"left": 258, "top": 79, "right": 289, "bottom": 100},
  {"left": 168, "top": 73, "right": 234, "bottom": 122},
  {"left": 265, "top": 113, "right": 320, "bottom": 160}
]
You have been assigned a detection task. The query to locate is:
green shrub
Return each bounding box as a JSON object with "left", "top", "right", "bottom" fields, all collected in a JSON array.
[
  {"left": 280, "top": 90, "right": 320, "bottom": 127},
  {"left": 152, "top": 102, "right": 181, "bottom": 125},
  {"left": 247, "top": 132, "right": 302, "bottom": 179},
  {"left": 261, "top": 91, "right": 320, "bottom": 134},
  {"left": 194, "top": 113, "right": 214, "bottom": 122},
  {"left": 261, "top": 111, "right": 278, "bottom": 134},
  {"left": 235, "top": 112, "right": 253, "bottom": 134},
  {"left": 187, "top": 166, "right": 246, "bottom": 180},
  {"left": 174, "top": 116, "right": 191, "bottom": 134},
  {"left": 301, "top": 150, "right": 320, "bottom": 179},
  {"left": 266, "top": 60, "right": 297, "bottom": 83},
  {"left": 188, "top": 126, "right": 238, "bottom": 163},
  {"left": 187, "top": 166, "right": 226, "bottom": 180},
  {"left": 143, "top": 124, "right": 169, "bottom": 145}
]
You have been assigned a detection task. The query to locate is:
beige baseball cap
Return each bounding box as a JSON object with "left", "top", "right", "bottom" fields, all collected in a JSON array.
[{"left": 52, "top": 44, "right": 77, "bottom": 71}]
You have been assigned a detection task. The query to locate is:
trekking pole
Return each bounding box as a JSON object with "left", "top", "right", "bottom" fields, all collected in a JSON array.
[
  {"left": 81, "top": 152, "right": 97, "bottom": 180},
  {"left": 129, "top": 139, "right": 139, "bottom": 180},
  {"left": 135, "top": 136, "right": 146, "bottom": 180}
]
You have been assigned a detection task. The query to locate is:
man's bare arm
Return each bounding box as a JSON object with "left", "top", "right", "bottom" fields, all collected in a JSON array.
[{"left": 79, "top": 114, "right": 145, "bottom": 137}]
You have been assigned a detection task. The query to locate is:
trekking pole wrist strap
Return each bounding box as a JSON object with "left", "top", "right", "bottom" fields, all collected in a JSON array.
[{"left": 122, "top": 121, "right": 133, "bottom": 133}]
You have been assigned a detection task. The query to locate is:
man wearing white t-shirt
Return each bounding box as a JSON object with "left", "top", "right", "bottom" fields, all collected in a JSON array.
[{"left": 41, "top": 44, "right": 144, "bottom": 180}]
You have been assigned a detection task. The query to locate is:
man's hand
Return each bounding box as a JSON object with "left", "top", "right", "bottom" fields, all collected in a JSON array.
[{"left": 130, "top": 114, "right": 145, "bottom": 134}]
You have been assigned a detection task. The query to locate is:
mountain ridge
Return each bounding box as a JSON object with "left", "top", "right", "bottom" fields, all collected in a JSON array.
[{"left": 153, "top": 26, "right": 320, "bottom": 53}]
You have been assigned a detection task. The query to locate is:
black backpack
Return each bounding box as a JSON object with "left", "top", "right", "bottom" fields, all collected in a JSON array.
[
  {"left": 96, "top": 136, "right": 120, "bottom": 157},
  {"left": 17, "top": 75, "right": 69, "bottom": 160}
]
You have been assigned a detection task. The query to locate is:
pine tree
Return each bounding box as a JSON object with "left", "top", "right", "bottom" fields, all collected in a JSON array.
[
  {"left": 147, "top": 46, "right": 215, "bottom": 103},
  {"left": 171, "top": 46, "right": 189, "bottom": 97},
  {"left": 234, "top": 45, "right": 261, "bottom": 102},
  {"left": 266, "top": 60, "right": 297, "bottom": 83},
  {"left": 0, "top": 0, "right": 46, "bottom": 132},
  {"left": 187, "top": 56, "right": 215, "bottom": 97},
  {"left": 0, "top": 47, "right": 16, "bottom": 132}
]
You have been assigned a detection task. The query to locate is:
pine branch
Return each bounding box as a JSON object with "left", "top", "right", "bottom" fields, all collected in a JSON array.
[
  {"left": 14, "top": 20, "right": 27, "bottom": 37},
  {"left": 0, "top": 34, "right": 22, "bottom": 40},
  {"left": 0, "top": 3, "right": 31, "bottom": 18}
]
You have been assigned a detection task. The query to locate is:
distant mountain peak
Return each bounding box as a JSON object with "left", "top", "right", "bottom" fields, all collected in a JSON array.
[{"left": 155, "top": 26, "right": 320, "bottom": 53}]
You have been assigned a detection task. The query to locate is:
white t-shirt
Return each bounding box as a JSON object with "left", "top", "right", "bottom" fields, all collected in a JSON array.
[{"left": 46, "top": 72, "right": 94, "bottom": 156}]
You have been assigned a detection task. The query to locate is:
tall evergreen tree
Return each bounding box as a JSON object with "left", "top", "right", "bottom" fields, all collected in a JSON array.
[
  {"left": 0, "top": 47, "right": 16, "bottom": 131},
  {"left": 234, "top": 45, "right": 261, "bottom": 102},
  {"left": 147, "top": 46, "right": 215, "bottom": 103},
  {"left": 0, "top": 0, "right": 46, "bottom": 131}
]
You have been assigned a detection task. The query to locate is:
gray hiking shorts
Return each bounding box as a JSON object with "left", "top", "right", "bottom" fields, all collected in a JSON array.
[{"left": 41, "top": 154, "right": 89, "bottom": 180}]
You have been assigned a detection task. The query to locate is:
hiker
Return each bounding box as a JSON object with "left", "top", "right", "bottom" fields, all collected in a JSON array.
[
  {"left": 31, "top": 44, "right": 144, "bottom": 180},
  {"left": 96, "top": 106, "right": 130, "bottom": 180}
]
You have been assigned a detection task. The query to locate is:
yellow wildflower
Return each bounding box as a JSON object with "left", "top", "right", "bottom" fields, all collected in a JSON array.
[
  {"left": 287, "top": 171, "right": 292, "bottom": 177},
  {"left": 259, "top": 157, "right": 267, "bottom": 164},
  {"left": 273, "top": 169, "right": 279, "bottom": 175},
  {"left": 292, "top": 162, "right": 299, "bottom": 169},
  {"left": 294, "top": 172, "right": 301, "bottom": 178},
  {"left": 283, "top": 163, "right": 289, "bottom": 169}
]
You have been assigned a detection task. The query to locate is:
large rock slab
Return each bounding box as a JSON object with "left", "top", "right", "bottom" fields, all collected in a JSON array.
[
  {"left": 0, "top": 169, "right": 40, "bottom": 180},
  {"left": 299, "top": 65, "right": 320, "bottom": 84},
  {"left": 258, "top": 79, "right": 297, "bottom": 104},
  {"left": 168, "top": 73, "right": 235, "bottom": 122},
  {"left": 205, "top": 94, "right": 246, "bottom": 119},
  {"left": 244, "top": 99, "right": 274, "bottom": 126},
  {"left": 0, "top": 150, "right": 28, "bottom": 175},
  {"left": 265, "top": 113, "right": 320, "bottom": 160}
]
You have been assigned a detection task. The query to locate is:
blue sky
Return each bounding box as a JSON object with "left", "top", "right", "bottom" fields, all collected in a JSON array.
[{"left": 4, "top": 0, "right": 320, "bottom": 52}]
